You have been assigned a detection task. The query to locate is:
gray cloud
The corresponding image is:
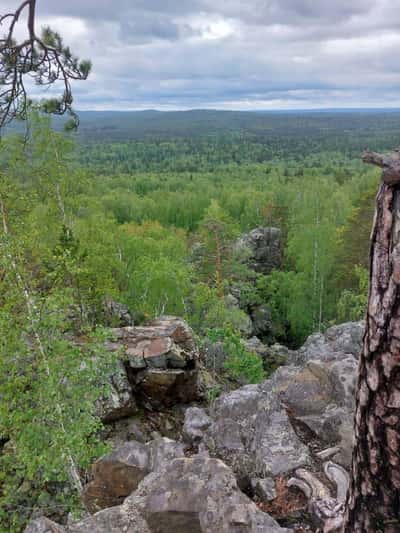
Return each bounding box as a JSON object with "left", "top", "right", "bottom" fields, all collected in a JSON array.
[{"left": 1, "top": 0, "right": 399, "bottom": 109}]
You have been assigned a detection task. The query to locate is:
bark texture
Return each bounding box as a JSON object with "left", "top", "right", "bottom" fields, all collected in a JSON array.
[{"left": 344, "top": 152, "right": 400, "bottom": 532}]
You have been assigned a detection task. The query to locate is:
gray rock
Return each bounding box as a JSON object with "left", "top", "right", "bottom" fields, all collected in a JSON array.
[
  {"left": 124, "top": 456, "right": 291, "bottom": 533},
  {"left": 203, "top": 380, "right": 311, "bottom": 480},
  {"left": 254, "top": 399, "right": 311, "bottom": 477},
  {"left": 24, "top": 517, "right": 66, "bottom": 533},
  {"left": 236, "top": 227, "right": 282, "bottom": 275},
  {"left": 148, "top": 437, "right": 185, "bottom": 472},
  {"left": 183, "top": 407, "right": 212, "bottom": 444},
  {"left": 250, "top": 304, "right": 273, "bottom": 339},
  {"left": 70, "top": 505, "right": 149, "bottom": 533},
  {"left": 244, "top": 337, "right": 269, "bottom": 358},
  {"left": 251, "top": 477, "right": 277, "bottom": 502},
  {"left": 296, "top": 321, "right": 364, "bottom": 364}
]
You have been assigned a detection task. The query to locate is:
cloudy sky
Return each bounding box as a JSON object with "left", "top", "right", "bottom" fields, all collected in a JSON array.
[{"left": 4, "top": 0, "right": 400, "bottom": 110}]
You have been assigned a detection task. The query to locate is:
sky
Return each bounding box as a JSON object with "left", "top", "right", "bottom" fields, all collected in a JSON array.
[{"left": 3, "top": 0, "right": 400, "bottom": 110}]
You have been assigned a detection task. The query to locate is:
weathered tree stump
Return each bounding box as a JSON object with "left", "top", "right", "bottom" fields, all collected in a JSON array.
[{"left": 344, "top": 150, "right": 400, "bottom": 532}]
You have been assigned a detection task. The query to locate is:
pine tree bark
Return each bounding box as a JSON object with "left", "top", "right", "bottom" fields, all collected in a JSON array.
[{"left": 344, "top": 150, "right": 400, "bottom": 532}]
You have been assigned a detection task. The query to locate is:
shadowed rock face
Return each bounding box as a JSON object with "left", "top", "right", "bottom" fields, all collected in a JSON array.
[{"left": 236, "top": 226, "right": 282, "bottom": 275}]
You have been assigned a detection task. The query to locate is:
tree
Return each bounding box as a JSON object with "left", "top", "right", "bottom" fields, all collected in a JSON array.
[
  {"left": 0, "top": 0, "right": 91, "bottom": 129},
  {"left": 197, "top": 200, "right": 241, "bottom": 298},
  {"left": 344, "top": 149, "right": 400, "bottom": 531}
]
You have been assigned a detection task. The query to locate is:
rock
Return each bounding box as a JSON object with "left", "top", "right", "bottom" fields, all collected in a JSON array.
[
  {"left": 82, "top": 441, "right": 150, "bottom": 513},
  {"left": 203, "top": 340, "right": 227, "bottom": 372},
  {"left": 296, "top": 321, "right": 364, "bottom": 365},
  {"left": 102, "top": 298, "right": 133, "bottom": 327},
  {"left": 82, "top": 437, "right": 186, "bottom": 514},
  {"left": 96, "top": 360, "right": 137, "bottom": 423},
  {"left": 203, "top": 380, "right": 311, "bottom": 481},
  {"left": 278, "top": 363, "right": 335, "bottom": 416},
  {"left": 236, "top": 227, "right": 282, "bottom": 275},
  {"left": 108, "top": 316, "right": 200, "bottom": 406},
  {"left": 148, "top": 437, "right": 185, "bottom": 472},
  {"left": 24, "top": 517, "right": 66, "bottom": 533},
  {"left": 250, "top": 304, "right": 273, "bottom": 339},
  {"left": 251, "top": 477, "right": 277, "bottom": 502},
  {"left": 244, "top": 337, "right": 269, "bottom": 358},
  {"left": 124, "top": 456, "right": 291, "bottom": 533},
  {"left": 183, "top": 407, "right": 212, "bottom": 445},
  {"left": 138, "top": 368, "right": 199, "bottom": 405},
  {"left": 253, "top": 397, "right": 311, "bottom": 477},
  {"left": 70, "top": 505, "right": 148, "bottom": 533}
]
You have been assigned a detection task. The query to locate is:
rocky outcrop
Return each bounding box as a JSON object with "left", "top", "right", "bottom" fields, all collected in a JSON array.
[
  {"left": 236, "top": 226, "right": 282, "bottom": 275},
  {"left": 28, "top": 456, "right": 289, "bottom": 533},
  {"left": 124, "top": 456, "right": 290, "bottom": 533},
  {"left": 98, "top": 317, "right": 199, "bottom": 419},
  {"left": 24, "top": 321, "right": 361, "bottom": 533},
  {"left": 185, "top": 321, "right": 360, "bottom": 488},
  {"left": 110, "top": 316, "right": 199, "bottom": 406}
]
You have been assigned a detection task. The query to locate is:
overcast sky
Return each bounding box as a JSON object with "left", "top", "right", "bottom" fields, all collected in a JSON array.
[{"left": 3, "top": 0, "right": 400, "bottom": 110}]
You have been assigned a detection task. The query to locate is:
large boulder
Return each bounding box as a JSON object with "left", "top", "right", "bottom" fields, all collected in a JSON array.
[
  {"left": 124, "top": 456, "right": 291, "bottom": 533},
  {"left": 294, "top": 321, "right": 364, "bottom": 365},
  {"left": 82, "top": 441, "right": 150, "bottom": 513},
  {"left": 109, "top": 316, "right": 199, "bottom": 406},
  {"left": 236, "top": 227, "right": 282, "bottom": 275},
  {"left": 82, "top": 438, "right": 185, "bottom": 513}
]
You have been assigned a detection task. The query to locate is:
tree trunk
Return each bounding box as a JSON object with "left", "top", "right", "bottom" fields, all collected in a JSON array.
[{"left": 344, "top": 151, "right": 400, "bottom": 532}]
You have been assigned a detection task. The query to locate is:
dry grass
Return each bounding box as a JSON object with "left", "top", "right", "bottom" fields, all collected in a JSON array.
[{"left": 258, "top": 475, "right": 307, "bottom": 519}]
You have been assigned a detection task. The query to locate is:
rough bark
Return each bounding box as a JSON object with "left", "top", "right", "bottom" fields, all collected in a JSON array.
[{"left": 344, "top": 151, "right": 400, "bottom": 532}]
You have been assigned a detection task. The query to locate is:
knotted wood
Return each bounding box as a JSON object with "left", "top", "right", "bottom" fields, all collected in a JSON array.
[{"left": 344, "top": 150, "right": 400, "bottom": 532}]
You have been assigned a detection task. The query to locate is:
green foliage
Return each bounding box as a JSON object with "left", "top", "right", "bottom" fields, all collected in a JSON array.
[
  {"left": 337, "top": 266, "right": 368, "bottom": 322},
  {"left": 208, "top": 327, "right": 265, "bottom": 384}
]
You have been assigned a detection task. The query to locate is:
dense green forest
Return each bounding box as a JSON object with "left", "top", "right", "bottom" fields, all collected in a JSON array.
[{"left": 0, "top": 109, "right": 393, "bottom": 529}]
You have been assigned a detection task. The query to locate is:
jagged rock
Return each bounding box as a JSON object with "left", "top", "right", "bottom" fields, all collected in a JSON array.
[
  {"left": 82, "top": 441, "right": 150, "bottom": 513},
  {"left": 295, "top": 321, "right": 364, "bottom": 365},
  {"left": 147, "top": 437, "right": 185, "bottom": 472},
  {"left": 183, "top": 406, "right": 212, "bottom": 444},
  {"left": 24, "top": 517, "right": 66, "bottom": 532},
  {"left": 251, "top": 477, "right": 277, "bottom": 502},
  {"left": 250, "top": 304, "right": 273, "bottom": 339},
  {"left": 278, "top": 363, "right": 335, "bottom": 416},
  {"left": 236, "top": 226, "right": 282, "bottom": 275},
  {"left": 108, "top": 316, "right": 199, "bottom": 406},
  {"left": 82, "top": 438, "right": 186, "bottom": 513},
  {"left": 124, "top": 456, "right": 291, "bottom": 533},
  {"left": 70, "top": 505, "right": 148, "bottom": 533},
  {"left": 203, "top": 380, "right": 311, "bottom": 482}
]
